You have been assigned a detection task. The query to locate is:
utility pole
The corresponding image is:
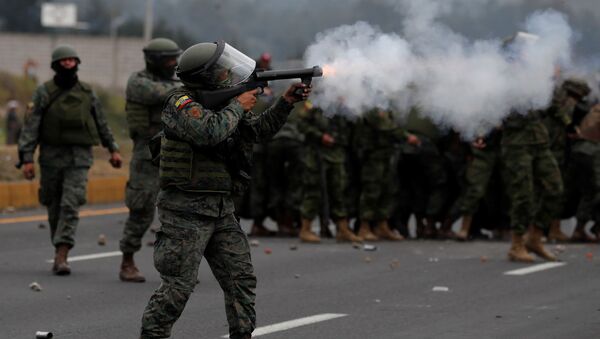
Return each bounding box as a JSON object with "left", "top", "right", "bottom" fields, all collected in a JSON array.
[{"left": 144, "top": 0, "right": 154, "bottom": 42}]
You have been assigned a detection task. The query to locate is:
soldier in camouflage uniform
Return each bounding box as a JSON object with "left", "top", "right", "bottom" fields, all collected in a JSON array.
[
  {"left": 296, "top": 103, "right": 362, "bottom": 243},
  {"left": 501, "top": 109, "right": 562, "bottom": 262},
  {"left": 353, "top": 108, "right": 419, "bottom": 241},
  {"left": 542, "top": 78, "right": 591, "bottom": 242},
  {"left": 452, "top": 129, "right": 503, "bottom": 241},
  {"left": 266, "top": 104, "right": 306, "bottom": 236},
  {"left": 139, "top": 42, "right": 311, "bottom": 339},
  {"left": 119, "top": 38, "right": 182, "bottom": 283},
  {"left": 18, "top": 45, "right": 121, "bottom": 275}
]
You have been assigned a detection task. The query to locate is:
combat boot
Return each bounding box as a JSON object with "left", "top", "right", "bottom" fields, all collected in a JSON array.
[
  {"left": 357, "top": 221, "right": 379, "bottom": 241},
  {"left": 455, "top": 215, "right": 472, "bottom": 241},
  {"left": 276, "top": 214, "right": 298, "bottom": 237},
  {"left": 299, "top": 218, "right": 320, "bottom": 243},
  {"left": 547, "top": 220, "right": 569, "bottom": 243},
  {"left": 52, "top": 244, "right": 71, "bottom": 275},
  {"left": 508, "top": 233, "right": 535, "bottom": 263},
  {"left": 373, "top": 220, "right": 404, "bottom": 241},
  {"left": 525, "top": 226, "right": 557, "bottom": 261},
  {"left": 249, "top": 222, "right": 276, "bottom": 237},
  {"left": 335, "top": 219, "right": 363, "bottom": 243},
  {"left": 120, "top": 253, "right": 146, "bottom": 283}
]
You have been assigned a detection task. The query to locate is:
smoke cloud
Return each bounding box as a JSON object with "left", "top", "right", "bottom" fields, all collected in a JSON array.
[{"left": 305, "top": 5, "right": 574, "bottom": 138}]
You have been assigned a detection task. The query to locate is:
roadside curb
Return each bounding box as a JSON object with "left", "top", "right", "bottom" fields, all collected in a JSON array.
[{"left": 0, "top": 176, "right": 127, "bottom": 209}]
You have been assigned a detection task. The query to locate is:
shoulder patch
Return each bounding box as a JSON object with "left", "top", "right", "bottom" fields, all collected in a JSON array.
[
  {"left": 175, "top": 95, "right": 193, "bottom": 110},
  {"left": 186, "top": 106, "right": 203, "bottom": 118}
]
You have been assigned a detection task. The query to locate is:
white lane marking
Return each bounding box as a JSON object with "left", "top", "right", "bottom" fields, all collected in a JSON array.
[
  {"left": 45, "top": 251, "right": 121, "bottom": 263},
  {"left": 221, "top": 313, "right": 348, "bottom": 338},
  {"left": 504, "top": 262, "right": 566, "bottom": 276}
]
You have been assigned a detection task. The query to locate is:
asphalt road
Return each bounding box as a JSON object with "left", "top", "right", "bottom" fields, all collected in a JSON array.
[{"left": 1, "top": 203, "right": 599, "bottom": 339}]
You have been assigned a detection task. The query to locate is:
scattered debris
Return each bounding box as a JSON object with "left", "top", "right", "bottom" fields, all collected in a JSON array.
[
  {"left": 29, "top": 282, "right": 42, "bottom": 292},
  {"left": 363, "top": 244, "right": 377, "bottom": 251},
  {"left": 66, "top": 295, "right": 71, "bottom": 300},
  {"left": 554, "top": 245, "right": 566, "bottom": 253},
  {"left": 389, "top": 259, "right": 400, "bottom": 270},
  {"left": 495, "top": 315, "right": 502, "bottom": 319},
  {"left": 97, "top": 234, "right": 107, "bottom": 246},
  {"left": 585, "top": 252, "right": 593, "bottom": 261},
  {"left": 38, "top": 223, "right": 46, "bottom": 229},
  {"left": 294, "top": 274, "right": 300, "bottom": 279},
  {"left": 364, "top": 256, "right": 372, "bottom": 263},
  {"left": 432, "top": 286, "right": 449, "bottom": 292},
  {"left": 480, "top": 256, "right": 488, "bottom": 263},
  {"left": 374, "top": 299, "right": 381, "bottom": 303},
  {"left": 4, "top": 206, "right": 15, "bottom": 213},
  {"left": 289, "top": 244, "right": 298, "bottom": 251},
  {"left": 428, "top": 257, "right": 440, "bottom": 263},
  {"left": 352, "top": 242, "right": 361, "bottom": 249},
  {"left": 264, "top": 248, "right": 272, "bottom": 255},
  {"left": 249, "top": 240, "right": 260, "bottom": 247},
  {"left": 35, "top": 331, "right": 53, "bottom": 339}
]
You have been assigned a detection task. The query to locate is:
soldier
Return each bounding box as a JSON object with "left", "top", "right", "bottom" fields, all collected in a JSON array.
[
  {"left": 296, "top": 103, "right": 362, "bottom": 243},
  {"left": 501, "top": 110, "right": 562, "bottom": 261},
  {"left": 118, "top": 38, "right": 182, "bottom": 283},
  {"left": 542, "top": 78, "right": 590, "bottom": 242},
  {"left": 452, "top": 129, "right": 503, "bottom": 241},
  {"left": 139, "top": 41, "right": 311, "bottom": 339},
  {"left": 17, "top": 45, "right": 122, "bottom": 275},
  {"left": 5, "top": 100, "right": 21, "bottom": 145},
  {"left": 354, "top": 108, "right": 419, "bottom": 241}
]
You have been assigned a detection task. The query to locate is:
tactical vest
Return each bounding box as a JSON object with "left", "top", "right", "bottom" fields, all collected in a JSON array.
[
  {"left": 126, "top": 101, "right": 163, "bottom": 139},
  {"left": 40, "top": 80, "right": 100, "bottom": 146},
  {"left": 158, "top": 88, "right": 240, "bottom": 194}
]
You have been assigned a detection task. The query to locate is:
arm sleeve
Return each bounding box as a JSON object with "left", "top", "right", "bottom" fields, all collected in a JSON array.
[
  {"left": 240, "top": 97, "right": 295, "bottom": 143},
  {"left": 17, "top": 87, "right": 46, "bottom": 163},
  {"left": 169, "top": 99, "right": 246, "bottom": 147},
  {"left": 91, "top": 91, "right": 119, "bottom": 152},
  {"left": 126, "top": 74, "right": 179, "bottom": 105}
]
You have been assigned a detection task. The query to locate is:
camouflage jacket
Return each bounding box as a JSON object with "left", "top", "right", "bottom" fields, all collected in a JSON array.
[
  {"left": 501, "top": 110, "right": 550, "bottom": 146},
  {"left": 297, "top": 107, "right": 353, "bottom": 163},
  {"left": 354, "top": 109, "right": 408, "bottom": 158},
  {"left": 18, "top": 80, "right": 118, "bottom": 167},
  {"left": 157, "top": 89, "right": 294, "bottom": 218}
]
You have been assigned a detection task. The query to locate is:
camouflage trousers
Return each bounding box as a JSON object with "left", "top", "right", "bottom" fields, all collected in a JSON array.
[
  {"left": 358, "top": 151, "right": 397, "bottom": 221},
  {"left": 266, "top": 139, "right": 304, "bottom": 219},
  {"left": 562, "top": 140, "right": 600, "bottom": 223},
  {"left": 300, "top": 148, "right": 348, "bottom": 220},
  {"left": 39, "top": 165, "right": 89, "bottom": 248},
  {"left": 501, "top": 144, "right": 563, "bottom": 234},
  {"left": 456, "top": 146, "right": 501, "bottom": 216},
  {"left": 120, "top": 140, "right": 159, "bottom": 254},
  {"left": 141, "top": 209, "right": 256, "bottom": 339}
]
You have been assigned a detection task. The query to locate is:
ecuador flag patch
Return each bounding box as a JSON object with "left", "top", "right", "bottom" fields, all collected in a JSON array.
[{"left": 175, "top": 96, "right": 193, "bottom": 110}]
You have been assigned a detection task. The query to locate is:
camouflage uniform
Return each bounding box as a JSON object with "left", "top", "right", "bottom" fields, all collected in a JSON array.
[
  {"left": 140, "top": 87, "right": 294, "bottom": 339},
  {"left": 266, "top": 107, "right": 305, "bottom": 223},
  {"left": 297, "top": 107, "right": 351, "bottom": 221},
  {"left": 501, "top": 111, "right": 563, "bottom": 234},
  {"left": 18, "top": 80, "right": 119, "bottom": 248},
  {"left": 353, "top": 109, "right": 406, "bottom": 222},
  {"left": 120, "top": 70, "right": 180, "bottom": 255}
]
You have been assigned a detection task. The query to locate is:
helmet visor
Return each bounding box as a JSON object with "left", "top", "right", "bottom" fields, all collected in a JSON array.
[{"left": 205, "top": 43, "right": 256, "bottom": 88}]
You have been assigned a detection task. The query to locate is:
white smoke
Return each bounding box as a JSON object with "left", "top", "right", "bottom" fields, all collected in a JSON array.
[{"left": 304, "top": 4, "right": 574, "bottom": 138}]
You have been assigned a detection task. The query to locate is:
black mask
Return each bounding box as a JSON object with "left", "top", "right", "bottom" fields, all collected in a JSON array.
[
  {"left": 146, "top": 60, "right": 176, "bottom": 80},
  {"left": 52, "top": 61, "right": 79, "bottom": 89}
]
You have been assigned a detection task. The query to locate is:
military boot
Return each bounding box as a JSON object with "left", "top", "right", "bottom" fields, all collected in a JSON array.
[
  {"left": 299, "top": 218, "right": 320, "bottom": 243},
  {"left": 357, "top": 221, "right": 379, "bottom": 241},
  {"left": 52, "top": 244, "right": 71, "bottom": 275},
  {"left": 276, "top": 213, "right": 298, "bottom": 237},
  {"left": 249, "top": 223, "right": 276, "bottom": 237},
  {"left": 335, "top": 219, "right": 363, "bottom": 243},
  {"left": 120, "top": 253, "right": 146, "bottom": 282},
  {"left": 547, "top": 220, "right": 569, "bottom": 243},
  {"left": 373, "top": 220, "right": 404, "bottom": 241},
  {"left": 525, "top": 226, "right": 557, "bottom": 261},
  {"left": 508, "top": 233, "right": 535, "bottom": 263},
  {"left": 455, "top": 215, "right": 472, "bottom": 241},
  {"left": 571, "top": 221, "right": 595, "bottom": 242}
]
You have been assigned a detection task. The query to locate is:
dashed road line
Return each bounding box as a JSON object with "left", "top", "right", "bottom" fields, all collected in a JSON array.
[
  {"left": 504, "top": 262, "right": 566, "bottom": 276},
  {"left": 0, "top": 207, "right": 128, "bottom": 225},
  {"left": 221, "top": 313, "right": 348, "bottom": 338},
  {"left": 45, "top": 251, "right": 122, "bottom": 263}
]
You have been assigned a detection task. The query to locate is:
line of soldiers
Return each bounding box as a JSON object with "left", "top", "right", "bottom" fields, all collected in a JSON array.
[{"left": 242, "top": 76, "right": 600, "bottom": 262}]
